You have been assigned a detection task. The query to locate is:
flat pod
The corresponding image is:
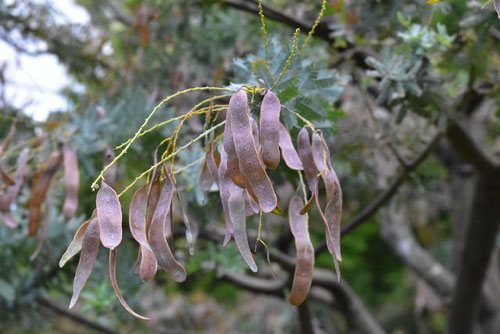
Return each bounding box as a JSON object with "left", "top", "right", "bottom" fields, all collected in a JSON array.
[
  {"left": 229, "top": 90, "right": 277, "bottom": 213},
  {"left": 59, "top": 219, "right": 91, "bottom": 268},
  {"left": 129, "top": 185, "right": 157, "bottom": 281},
  {"left": 259, "top": 91, "right": 281, "bottom": 169},
  {"left": 0, "top": 148, "right": 28, "bottom": 213},
  {"left": 28, "top": 151, "right": 62, "bottom": 236},
  {"left": 278, "top": 123, "right": 304, "bottom": 171},
  {"left": 218, "top": 147, "right": 236, "bottom": 246},
  {"left": 311, "top": 132, "right": 342, "bottom": 262},
  {"left": 288, "top": 196, "right": 314, "bottom": 306},
  {"left": 69, "top": 218, "right": 100, "bottom": 309},
  {"left": 148, "top": 176, "right": 186, "bottom": 282},
  {"left": 63, "top": 143, "right": 80, "bottom": 219},
  {"left": 222, "top": 110, "right": 246, "bottom": 187},
  {"left": 297, "top": 128, "right": 318, "bottom": 193},
  {"left": 228, "top": 187, "right": 258, "bottom": 272},
  {"left": 108, "top": 249, "right": 150, "bottom": 320},
  {"left": 96, "top": 181, "right": 122, "bottom": 249}
]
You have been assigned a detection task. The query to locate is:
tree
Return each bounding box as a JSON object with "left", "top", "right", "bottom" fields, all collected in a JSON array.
[{"left": 0, "top": 0, "right": 499, "bottom": 333}]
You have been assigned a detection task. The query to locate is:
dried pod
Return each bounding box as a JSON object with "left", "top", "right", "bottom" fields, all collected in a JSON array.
[
  {"left": 0, "top": 148, "right": 28, "bottom": 214},
  {"left": 288, "top": 196, "right": 314, "bottom": 306},
  {"left": 96, "top": 181, "right": 122, "bottom": 249},
  {"left": 206, "top": 141, "right": 220, "bottom": 183},
  {"left": 0, "top": 123, "right": 15, "bottom": 154},
  {"left": 230, "top": 90, "right": 277, "bottom": 213},
  {"left": 228, "top": 187, "right": 258, "bottom": 272},
  {"left": 148, "top": 175, "right": 186, "bottom": 282},
  {"left": 59, "top": 219, "right": 91, "bottom": 268},
  {"left": 28, "top": 151, "right": 62, "bottom": 236},
  {"left": 129, "top": 185, "right": 158, "bottom": 281},
  {"left": 218, "top": 147, "right": 236, "bottom": 246},
  {"left": 175, "top": 191, "right": 197, "bottom": 256},
  {"left": 69, "top": 218, "right": 100, "bottom": 309},
  {"left": 278, "top": 123, "right": 304, "bottom": 171},
  {"left": 108, "top": 249, "right": 150, "bottom": 320},
  {"left": 259, "top": 91, "right": 281, "bottom": 169},
  {"left": 297, "top": 128, "right": 318, "bottom": 193},
  {"left": 311, "top": 132, "right": 342, "bottom": 262},
  {"left": 63, "top": 143, "right": 80, "bottom": 219},
  {"left": 222, "top": 111, "right": 247, "bottom": 187}
]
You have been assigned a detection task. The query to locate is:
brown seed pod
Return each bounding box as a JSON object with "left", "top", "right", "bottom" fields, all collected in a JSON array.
[
  {"left": 288, "top": 196, "right": 315, "bottom": 306},
  {"left": 259, "top": 91, "right": 281, "bottom": 169},
  {"left": 129, "top": 185, "right": 158, "bottom": 281},
  {"left": 96, "top": 181, "right": 122, "bottom": 249},
  {"left": 229, "top": 90, "right": 277, "bottom": 213},
  {"left": 62, "top": 143, "right": 80, "bottom": 219},
  {"left": 0, "top": 148, "right": 28, "bottom": 214},
  {"left": 28, "top": 151, "right": 62, "bottom": 236},
  {"left": 108, "top": 249, "right": 150, "bottom": 320},
  {"left": 222, "top": 110, "right": 247, "bottom": 187},
  {"left": 218, "top": 147, "right": 236, "bottom": 246},
  {"left": 297, "top": 127, "right": 318, "bottom": 192},
  {"left": 311, "top": 132, "right": 342, "bottom": 262},
  {"left": 228, "top": 187, "right": 258, "bottom": 272},
  {"left": 69, "top": 218, "right": 100, "bottom": 309},
  {"left": 148, "top": 175, "right": 186, "bottom": 282},
  {"left": 59, "top": 218, "right": 91, "bottom": 268},
  {"left": 278, "top": 123, "right": 304, "bottom": 171}
]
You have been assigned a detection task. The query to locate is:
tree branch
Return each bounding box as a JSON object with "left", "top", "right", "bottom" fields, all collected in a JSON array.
[
  {"left": 315, "top": 131, "right": 443, "bottom": 255},
  {"left": 37, "top": 298, "right": 119, "bottom": 334}
]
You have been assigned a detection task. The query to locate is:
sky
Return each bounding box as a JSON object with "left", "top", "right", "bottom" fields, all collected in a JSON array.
[{"left": 2, "top": 0, "right": 90, "bottom": 121}]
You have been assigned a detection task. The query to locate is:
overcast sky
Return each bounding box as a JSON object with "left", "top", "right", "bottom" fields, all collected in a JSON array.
[{"left": 2, "top": 0, "right": 90, "bottom": 121}]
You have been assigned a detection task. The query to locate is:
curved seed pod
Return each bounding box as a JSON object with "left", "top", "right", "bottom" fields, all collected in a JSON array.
[
  {"left": 148, "top": 176, "right": 186, "bottom": 282},
  {"left": 311, "top": 132, "right": 342, "bottom": 262},
  {"left": 251, "top": 117, "right": 261, "bottom": 155},
  {"left": 175, "top": 190, "right": 197, "bottom": 256},
  {"left": 206, "top": 142, "right": 220, "bottom": 182},
  {"left": 59, "top": 219, "right": 91, "bottom": 268},
  {"left": 108, "top": 249, "right": 150, "bottom": 320},
  {"left": 1, "top": 212, "right": 17, "bottom": 228},
  {"left": 230, "top": 90, "right": 277, "bottom": 213},
  {"left": 69, "top": 218, "right": 100, "bottom": 309},
  {"left": 96, "top": 181, "right": 122, "bottom": 249},
  {"left": 199, "top": 158, "right": 214, "bottom": 192},
  {"left": 28, "top": 151, "right": 62, "bottom": 236},
  {"left": 259, "top": 91, "right": 281, "bottom": 169},
  {"left": 278, "top": 123, "right": 304, "bottom": 170},
  {"left": 222, "top": 111, "right": 246, "bottom": 187},
  {"left": 63, "top": 143, "right": 80, "bottom": 219},
  {"left": 129, "top": 185, "right": 157, "bottom": 281},
  {"left": 0, "top": 148, "right": 28, "bottom": 212},
  {"left": 218, "top": 147, "right": 236, "bottom": 246},
  {"left": 245, "top": 190, "right": 260, "bottom": 215},
  {"left": 288, "top": 196, "right": 315, "bottom": 306},
  {"left": 297, "top": 128, "right": 318, "bottom": 193},
  {"left": 228, "top": 187, "right": 258, "bottom": 272},
  {"left": 146, "top": 180, "right": 161, "bottom": 234}
]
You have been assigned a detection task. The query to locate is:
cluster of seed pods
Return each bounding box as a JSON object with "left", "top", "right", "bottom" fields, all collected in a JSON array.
[
  {"left": 202, "top": 90, "right": 343, "bottom": 303},
  {"left": 61, "top": 89, "right": 342, "bottom": 318}
]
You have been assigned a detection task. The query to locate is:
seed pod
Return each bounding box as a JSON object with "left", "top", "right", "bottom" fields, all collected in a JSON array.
[
  {"left": 0, "top": 123, "right": 15, "bottom": 154},
  {"left": 0, "top": 148, "right": 28, "bottom": 213},
  {"left": 222, "top": 110, "right": 246, "bottom": 187},
  {"left": 278, "top": 123, "right": 303, "bottom": 170},
  {"left": 199, "top": 157, "right": 214, "bottom": 192},
  {"left": 59, "top": 218, "right": 91, "bottom": 268},
  {"left": 206, "top": 141, "right": 220, "bottom": 183},
  {"left": 129, "top": 185, "right": 157, "bottom": 281},
  {"left": 175, "top": 189, "right": 197, "bottom": 256},
  {"left": 146, "top": 180, "right": 161, "bottom": 233},
  {"left": 96, "top": 181, "right": 122, "bottom": 249},
  {"left": 218, "top": 147, "right": 236, "bottom": 246},
  {"left": 311, "top": 132, "right": 342, "bottom": 262},
  {"left": 108, "top": 249, "right": 150, "bottom": 320},
  {"left": 230, "top": 90, "right": 277, "bottom": 213},
  {"left": 28, "top": 151, "right": 62, "bottom": 236},
  {"left": 148, "top": 175, "right": 186, "bottom": 282},
  {"left": 228, "top": 187, "right": 258, "bottom": 272},
  {"left": 63, "top": 143, "right": 80, "bottom": 219},
  {"left": 1, "top": 212, "right": 16, "bottom": 228},
  {"left": 259, "top": 91, "right": 281, "bottom": 169},
  {"left": 297, "top": 128, "right": 318, "bottom": 193},
  {"left": 69, "top": 218, "right": 100, "bottom": 309},
  {"left": 288, "top": 196, "right": 314, "bottom": 306}
]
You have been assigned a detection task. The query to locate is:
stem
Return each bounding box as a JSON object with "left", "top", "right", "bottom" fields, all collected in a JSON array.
[
  {"left": 271, "top": 28, "right": 300, "bottom": 90},
  {"left": 300, "top": 0, "right": 327, "bottom": 53},
  {"left": 90, "top": 86, "right": 229, "bottom": 190}
]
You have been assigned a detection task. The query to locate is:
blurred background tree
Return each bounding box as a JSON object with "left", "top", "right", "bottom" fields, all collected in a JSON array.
[{"left": 0, "top": 0, "right": 499, "bottom": 333}]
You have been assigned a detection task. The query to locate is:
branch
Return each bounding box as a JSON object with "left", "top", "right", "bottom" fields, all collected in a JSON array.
[
  {"left": 217, "top": 269, "right": 285, "bottom": 297},
  {"left": 37, "top": 298, "right": 119, "bottom": 334},
  {"left": 380, "top": 203, "right": 455, "bottom": 301},
  {"left": 297, "top": 300, "right": 316, "bottom": 334},
  {"left": 315, "top": 131, "right": 443, "bottom": 255},
  {"left": 446, "top": 174, "right": 500, "bottom": 334}
]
